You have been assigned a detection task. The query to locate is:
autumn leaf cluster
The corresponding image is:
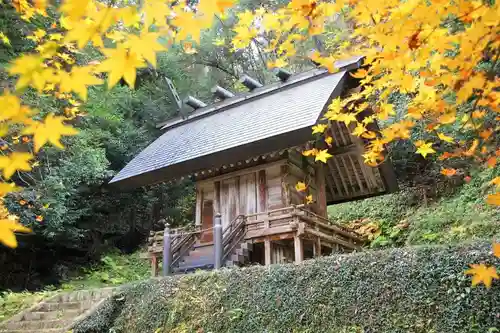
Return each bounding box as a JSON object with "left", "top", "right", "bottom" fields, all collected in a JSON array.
[{"left": 0, "top": 0, "right": 235, "bottom": 247}]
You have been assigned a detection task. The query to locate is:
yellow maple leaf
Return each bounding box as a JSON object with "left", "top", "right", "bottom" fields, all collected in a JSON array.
[
  {"left": 493, "top": 243, "right": 500, "bottom": 258},
  {"left": 325, "top": 136, "right": 333, "bottom": 147},
  {"left": 172, "top": 10, "right": 203, "bottom": 42},
  {"left": 406, "top": 107, "right": 423, "bottom": 120},
  {"left": 295, "top": 181, "right": 307, "bottom": 192},
  {"left": 8, "top": 54, "right": 45, "bottom": 91},
  {"left": 60, "top": 0, "right": 91, "bottom": 20},
  {"left": 416, "top": 142, "right": 435, "bottom": 158},
  {"left": 352, "top": 123, "right": 366, "bottom": 137},
  {"left": 302, "top": 149, "right": 317, "bottom": 157},
  {"left": 0, "top": 182, "right": 20, "bottom": 197},
  {"left": 22, "top": 113, "right": 78, "bottom": 152},
  {"left": 124, "top": 32, "right": 164, "bottom": 68},
  {"left": 350, "top": 68, "right": 368, "bottom": 79},
  {"left": 312, "top": 124, "right": 328, "bottom": 134},
  {"left": 465, "top": 263, "right": 499, "bottom": 288},
  {"left": 0, "top": 219, "right": 31, "bottom": 248},
  {"left": 305, "top": 194, "right": 313, "bottom": 204},
  {"left": 438, "top": 113, "right": 456, "bottom": 124},
  {"left": 0, "top": 152, "right": 33, "bottom": 179},
  {"left": 490, "top": 177, "right": 500, "bottom": 187},
  {"left": 315, "top": 149, "right": 332, "bottom": 163},
  {"left": 98, "top": 46, "right": 145, "bottom": 88},
  {"left": 437, "top": 132, "right": 454, "bottom": 143},
  {"left": 267, "top": 58, "right": 288, "bottom": 69},
  {"left": 0, "top": 32, "right": 11, "bottom": 46},
  {"left": 378, "top": 103, "right": 394, "bottom": 120},
  {"left": 59, "top": 66, "right": 103, "bottom": 101},
  {"left": 486, "top": 193, "right": 500, "bottom": 206}
]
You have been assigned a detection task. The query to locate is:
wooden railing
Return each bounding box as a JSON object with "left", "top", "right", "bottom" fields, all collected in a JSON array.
[
  {"left": 222, "top": 215, "right": 246, "bottom": 262},
  {"left": 243, "top": 205, "right": 364, "bottom": 250}
]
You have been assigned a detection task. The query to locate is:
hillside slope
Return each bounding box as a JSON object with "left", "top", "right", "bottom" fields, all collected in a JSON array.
[{"left": 74, "top": 243, "right": 499, "bottom": 333}]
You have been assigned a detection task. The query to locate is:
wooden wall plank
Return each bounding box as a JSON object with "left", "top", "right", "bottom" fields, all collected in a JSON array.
[
  {"left": 257, "top": 170, "right": 267, "bottom": 213},
  {"left": 267, "top": 164, "right": 283, "bottom": 210},
  {"left": 280, "top": 164, "right": 290, "bottom": 207}
]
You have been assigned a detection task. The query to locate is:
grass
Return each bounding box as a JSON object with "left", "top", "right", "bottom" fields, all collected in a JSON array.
[
  {"left": 328, "top": 167, "right": 500, "bottom": 247},
  {"left": 0, "top": 251, "right": 149, "bottom": 322}
]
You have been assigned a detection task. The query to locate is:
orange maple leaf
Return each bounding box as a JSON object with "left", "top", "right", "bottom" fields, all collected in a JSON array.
[
  {"left": 465, "top": 264, "right": 499, "bottom": 288},
  {"left": 493, "top": 243, "right": 500, "bottom": 258},
  {"left": 441, "top": 168, "right": 457, "bottom": 177}
]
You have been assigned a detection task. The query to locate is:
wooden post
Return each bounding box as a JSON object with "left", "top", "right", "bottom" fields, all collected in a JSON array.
[
  {"left": 264, "top": 237, "right": 272, "bottom": 266},
  {"left": 151, "top": 255, "right": 159, "bottom": 277},
  {"left": 313, "top": 237, "right": 321, "bottom": 257},
  {"left": 195, "top": 187, "right": 203, "bottom": 227},
  {"left": 214, "top": 213, "right": 223, "bottom": 269},
  {"left": 163, "top": 223, "right": 172, "bottom": 276},
  {"left": 294, "top": 235, "right": 303, "bottom": 264}
]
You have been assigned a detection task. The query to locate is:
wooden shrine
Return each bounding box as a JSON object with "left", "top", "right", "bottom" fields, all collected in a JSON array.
[{"left": 110, "top": 57, "right": 398, "bottom": 275}]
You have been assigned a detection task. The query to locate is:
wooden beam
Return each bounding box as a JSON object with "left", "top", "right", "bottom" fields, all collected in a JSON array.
[
  {"left": 332, "top": 157, "right": 350, "bottom": 195},
  {"left": 294, "top": 235, "right": 304, "bottom": 264},
  {"left": 264, "top": 238, "right": 272, "bottom": 266},
  {"left": 347, "top": 154, "right": 366, "bottom": 193},
  {"left": 197, "top": 160, "right": 286, "bottom": 185},
  {"left": 304, "top": 227, "right": 359, "bottom": 250},
  {"left": 327, "top": 159, "right": 348, "bottom": 196},
  {"left": 339, "top": 155, "right": 356, "bottom": 191},
  {"left": 245, "top": 224, "right": 297, "bottom": 239}
]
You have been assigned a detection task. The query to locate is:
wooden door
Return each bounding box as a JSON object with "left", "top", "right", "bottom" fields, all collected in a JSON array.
[{"left": 200, "top": 200, "right": 213, "bottom": 243}]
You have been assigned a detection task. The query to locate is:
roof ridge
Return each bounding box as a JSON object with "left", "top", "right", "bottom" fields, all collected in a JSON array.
[{"left": 156, "top": 55, "right": 363, "bottom": 131}]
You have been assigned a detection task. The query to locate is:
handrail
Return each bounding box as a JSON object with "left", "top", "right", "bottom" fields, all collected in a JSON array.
[
  {"left": 294, "top": 206, "right": 364, "bottom": 242},
  {"left": 222, "top": 215, "right": 247, "bottom": 262},
  {"left": 172, "top": 233, "right": 198, "bottom": 267}
]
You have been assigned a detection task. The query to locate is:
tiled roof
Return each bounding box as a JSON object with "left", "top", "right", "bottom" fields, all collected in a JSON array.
[{"left": 111, "top": 59, "right": 363, "bottom": 188}]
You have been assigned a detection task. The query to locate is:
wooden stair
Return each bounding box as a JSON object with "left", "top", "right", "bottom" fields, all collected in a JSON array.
[
  {"left": 0, "top": 288, "right": 115, "bottom": 333},
  {"left": 174, "top": 242, "right": 215, "bottom": 273},
  {"left": 225, "top": 241, "right": 253, "bottom": 267}
]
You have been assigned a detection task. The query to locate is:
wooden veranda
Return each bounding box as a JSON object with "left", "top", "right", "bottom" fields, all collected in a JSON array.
[{"left": 143, "top": 205, "right": 364, "bottom": 276}]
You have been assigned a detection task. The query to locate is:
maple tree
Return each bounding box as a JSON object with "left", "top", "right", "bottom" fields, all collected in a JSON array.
[{"left": 0, "top": 0, "right": 498, "bottom": 288}]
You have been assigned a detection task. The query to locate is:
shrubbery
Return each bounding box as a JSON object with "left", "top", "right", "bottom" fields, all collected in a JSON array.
[{"left": 74, "top": 242, "right": 499, "bottom": 333}]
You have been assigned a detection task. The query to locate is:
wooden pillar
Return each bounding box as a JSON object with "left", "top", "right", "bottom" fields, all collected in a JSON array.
[
  {"left": 195, "top": 187, "right": 203, "bottom": 227},
  {"left": 257, "top": 170, "right": 267, "bottom": 212},
  {"left": 214, "top": 181, "right": 221, "bottom": 215},
  {"left": 163, "top": 224, "right": 172, "bottom": 276},
  {"left": 151, "top": 255, "right": 159, "bottom": 277},
  {"left": 280, "top": 164, "right": 290, "bottom": 206},
  {"left": 214, "top": 213, "right": 223, "bottom": 269},
  {"left": 294, "top": 235, "right": 303, "bottom": 264},
  {"left": 316, "top": 164, "right": 327, "bottom": 217},
  {"left": 264, "top": 238, "right": 272, "bottom": 266},
  {"left": 313, "top": 237, "right": 321, "bottom": 257}
]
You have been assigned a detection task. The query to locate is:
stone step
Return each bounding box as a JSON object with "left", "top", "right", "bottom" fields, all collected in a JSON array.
[
  {"left": 0, "top": 329, "right": 65, "bottom": 333},
  {"left": 37, "top": 300, "right": 93, "bottom": 312},
  {"left": 22, "top": 309, "right": 81, "bottom": 321},
  {"left": 4, "top": 319, "right": 73, "bottom": 331}
]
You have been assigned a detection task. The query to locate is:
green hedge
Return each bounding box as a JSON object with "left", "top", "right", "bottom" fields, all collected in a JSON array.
[{"left": 74, "top": 243, "right": 499, "bottom": 333}]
